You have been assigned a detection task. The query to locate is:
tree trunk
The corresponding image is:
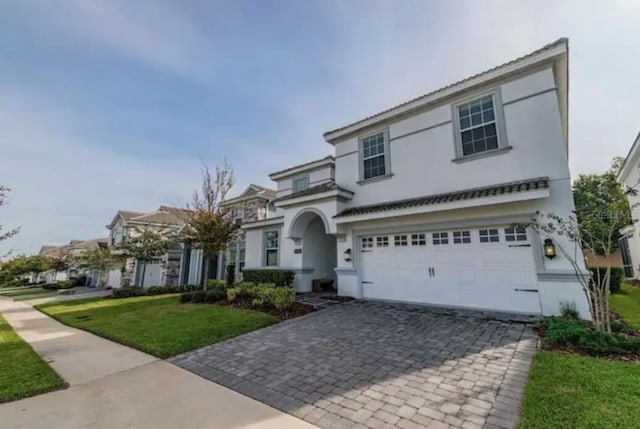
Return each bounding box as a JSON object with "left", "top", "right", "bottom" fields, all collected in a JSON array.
[{"left": 141, "top": 261, "right": 147, "bottom": 288}]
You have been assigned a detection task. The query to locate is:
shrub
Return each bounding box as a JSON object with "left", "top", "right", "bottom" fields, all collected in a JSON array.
[
  {"left": 241, "top": 270, "right": 294, "bottom": 287},
  {"left": 268, "top": 286, "right": 296, "bottom": 311},
  {"left": 184, "top": 284, "right": 203, "bottom": 292},
  {"left": 191, "top": 290, "right": 207, "bottom": 303},
  {"left": 205, "top": 279, "right": 226, "bottom": 291},
  {"left": 226, "top": 287, "right": 240, "bottom": 302},
  {"left": 589, "top": 267, "right": 624, "bottom": 294},
  {"left": 179, "top": 292, "right": 192, "bottom": 303},
  {"left": 42, "top": 283, "right": 58, "bottom": 290},
  {"left": 537, "top": 317, "right": 640, "bottom": 357},
  {"left": 205, "top": 289, "right": 226, "bottom": 303},
  {"left": 56, "top": 281, "right": 74, "bottom": 289},
  {"left": 147, "top": 286, "right": 168, "bottom": 295},
  {"left": 559, "top": 301, "right": 580, "bottom": 319},
  {"left": 71, "top": 276, "right": 87, "bottom": 287},
  {"left": 112, "top": 287, "right": 145, "bottom": 299},
  {"left": 226, "top": 264, "right": 236, "bottom": 288}
]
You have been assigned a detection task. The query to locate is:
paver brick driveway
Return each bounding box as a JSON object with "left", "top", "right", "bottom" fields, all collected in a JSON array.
[{"left": 171, "top": 302, "right": 537, "bottom": 429}]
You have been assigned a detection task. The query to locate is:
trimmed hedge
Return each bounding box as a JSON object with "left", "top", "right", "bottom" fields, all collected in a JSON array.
[
  {"left": 226, "top": 282, "right": 296, "bottom": 311},
  {"left": 241, "top": 270, "right": 294, "bottom": 287},
  {"left": 589, "top": 267, "right": 624, "bottom": 294},
  {"left": 205, "top": 279, "right": 227, "bottom": 291},
  {"left": 112, "top": 287, "right": 146, "bottom": 298}
]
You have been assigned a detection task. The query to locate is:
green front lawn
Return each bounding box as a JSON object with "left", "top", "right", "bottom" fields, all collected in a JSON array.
[
  {"left": 37, "top": 295, "right": 279, "bottom": 358},
  {"left": 0, "top": 314, "right": 66, "bottom": 403},
  {"left": 610, "top": 282, "right": 640, "bottom": 329},
  {"left": 519, "top": 351, "right": 640, "bottom": 428},
  {"left": 0, "top": 287, "right": 50, "bottom": 297}
]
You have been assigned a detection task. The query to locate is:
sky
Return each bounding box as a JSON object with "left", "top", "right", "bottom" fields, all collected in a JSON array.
[{"left": 1, "top": 0, "right": 639, "bottom": 256}]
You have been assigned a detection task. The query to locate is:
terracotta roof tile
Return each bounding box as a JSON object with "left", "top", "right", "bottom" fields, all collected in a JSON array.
[{"left": 333, "top": 177, "right": 549, "bottom": 218}]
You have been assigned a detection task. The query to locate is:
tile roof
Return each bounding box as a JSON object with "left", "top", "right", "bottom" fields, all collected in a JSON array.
[
  {"left": 274, "top": 181, "right": 354, "bottom": 203},
  {"left": 269, "top": 156, "right": 334, "bottom": 178},
  {"left": 118, "top": 210, "right": 145, "bottom": 220},
  {"left": 334, "top": 177, "right": 549, "bottom": 218},
  {"left": 324, "top": 38, "right": 567, "bottom": 139}
]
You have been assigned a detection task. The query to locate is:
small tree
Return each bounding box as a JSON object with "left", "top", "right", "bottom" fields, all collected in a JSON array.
[
  {"left": 0, "top": 186, "right": 20, "bottom": 258},
  {"left": 117, "top": 229, "right": 173, "bottom": 288},
  {"left": 46, "top": 252, "right": 69, "bottom": 282},
  {"left": 73, "top": 247, "right": 122, "bottom": 288},
  {"left": 183, "top": 161, "right": 239, "bottom": 284}
]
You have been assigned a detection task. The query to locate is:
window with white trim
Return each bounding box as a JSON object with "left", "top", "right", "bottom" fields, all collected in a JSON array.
[
  {"left": 432, "top": 232, "right": 449, "bottom": 245},
  {"left": 505, "top": 227, "right": 527, "bottom": 242},
  {"left": 264, "top": 230, "right": 279, "bottom": 266},
  {"left": 479, "top": 229, "right": 499, "bottom": 243},
  {"left": 360, "top": 131, "right": 389, "bottom": 180},
  {"left": 376, "top": 236, "right": 389, "bottom": 247},
  {"left": 394, "top": 235, "right": 408, "bottom": 247},
  {"left": 292, "top": 175, "right": 309, "bottom": 192},
  {"left": 456, "top": 94, "right": 499, "bottom": 156},
  {"left": 362, "top": 237, "right": 374, "bottom": 248},
  {"left": 411, "top": 233, "right": 426, "bottom": 246},
  {"left": 453, "top": 231, "right": 471, "bottom": 244}
]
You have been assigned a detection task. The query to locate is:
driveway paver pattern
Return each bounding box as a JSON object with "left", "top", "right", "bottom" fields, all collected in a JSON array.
[{"left": 171, "top": 302, "right": 537, "bottom": 429}]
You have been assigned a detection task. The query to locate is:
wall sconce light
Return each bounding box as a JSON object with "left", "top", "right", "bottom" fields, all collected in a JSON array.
[
  {"left": 543, "top": 239, "right": 556, "bottom": 259},
  {"left": 343, "top": 248, "right": 352, "bottom": 262}
]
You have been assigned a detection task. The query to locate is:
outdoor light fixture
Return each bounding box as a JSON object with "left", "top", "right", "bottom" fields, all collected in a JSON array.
[
  {"left": 543, "top": 239, "right": 556, "bottom": 259},
  {"left": 343, "top": 248, "right": 352, "bottom": 262}
]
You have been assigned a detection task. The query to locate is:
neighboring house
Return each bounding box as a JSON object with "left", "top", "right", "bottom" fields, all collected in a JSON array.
[
  {"left": 218, "top": 184, "right": 276, "bottom": 281},
  {"left": 67, "top": 238, "right": 110, "bottom": 286},
  {"left": 38, "top": 244, "right": 70, "bottom": 283},
  {"left": 243, "top": 38, "right": 591, "bottom": 317},
  {"left": 616, "top": 131, "right": 640, "bottom": 278},
  {"left": 106, "top": 206, "right": 188, "bottom": 288}
]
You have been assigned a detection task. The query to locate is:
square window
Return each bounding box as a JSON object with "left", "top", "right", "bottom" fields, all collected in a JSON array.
[
  {"left": 376, "top": 236, "right": 389, "bottom": 247},
  {"left": 456, "top": 94, "right": 501, "bottom": 157},
  {"left": 479, "top": 229, "right": 500, "bottom": 243},
  {"left": 292, "top": 175, "right": 309, "bottom": 192},
  {"left": 453, "top": 231, "right": 471, "bottom": 244},
  {"left": 394, "top": 235, "right": 408, "bottom": 246},
  {"left": 411, "top": 233, "right": 426, "bottom": 246},
  {"left": 362, "top": 237, "right": 374, "bottom": 248},
  {"left": 433, "top": 232, "right": 449, "bottom": 245},
  {"left": 505, "top": 227, "right": 527, "bottom": 242}
]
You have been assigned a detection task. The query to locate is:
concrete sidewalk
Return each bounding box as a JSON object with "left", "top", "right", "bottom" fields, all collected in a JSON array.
[{"left": 0, "top": 298, "right": 318, "bottom": 429}]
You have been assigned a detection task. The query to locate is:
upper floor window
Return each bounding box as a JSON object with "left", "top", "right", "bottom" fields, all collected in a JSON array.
[
  {"left": 292, "top": 175, "right": 309, "bottom": 193},
  {"left": 454, "top": 91, "right": 508, "bottom": 159},
  {"left": 264, "top": 230, "right": 279, "bottom": 266},
  {"left": 359, "top": 129, "right": 391, "bottom": 181}
]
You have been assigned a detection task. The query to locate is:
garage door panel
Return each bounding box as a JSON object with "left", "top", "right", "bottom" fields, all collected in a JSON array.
[{"left": 360, "top": 227, "right": 541, "bottom": 314}]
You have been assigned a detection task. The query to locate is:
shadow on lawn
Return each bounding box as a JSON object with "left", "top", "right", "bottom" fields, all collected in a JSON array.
[{"left": 171, "top": 301, "right": 537, "bottom": 429}]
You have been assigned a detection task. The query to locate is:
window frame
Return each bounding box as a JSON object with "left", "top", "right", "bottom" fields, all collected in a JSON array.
[
  {"left": 505, "top": 226, "right": 528, "bottom": 242},
  {"left": 292, "top": 175, "right": 310, "bottom": 193},
  {"left": 411, "top": 233, "right": 427, "bottom": 246},
  {"left": 263, "top": 229, "right": 280, "bottom": 267},
  {"left": 452, "top": 89, "right": 509, "bottom": 160},
  {"left": 362, "top": 237, "right": 374, "bottom": 249},
  {"left": 358, "top": 128, "right": 392, "bottom": 183},
  {"left": 453, "top": 230, "right": 471, "bottom": 244},
  {"left": 376, "top": 236, "right": 389, "bottom": 247},
  {"left": 479, "top": 228, "right": 500, "bottom": 243},
  {"left": 394, "top": 234, "right": 408, "bottom": 247},
  {"left": 432, "top": 232, "right": 449, "bottom": 245}
]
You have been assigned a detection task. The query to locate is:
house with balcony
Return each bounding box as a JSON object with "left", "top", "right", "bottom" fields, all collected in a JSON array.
[{"left": 242, "top": 38, "right": 591, "bottom": 317}]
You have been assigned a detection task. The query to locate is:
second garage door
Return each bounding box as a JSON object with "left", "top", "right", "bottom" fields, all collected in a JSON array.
[{"left": 359, "top": 226, "right": 541, "bottom": 314}]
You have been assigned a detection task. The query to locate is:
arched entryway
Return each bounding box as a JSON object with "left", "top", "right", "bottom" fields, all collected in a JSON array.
[{"left": 290, "top": 210, "right": 337, "bottom": 289}]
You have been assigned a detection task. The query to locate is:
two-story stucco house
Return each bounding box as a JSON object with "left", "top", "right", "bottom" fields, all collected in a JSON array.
[
  {"left": 616, "top": 131, "right": 640, "bottom": 279},
  {"left": 243, "top": 38, "right": 591, "bottom": 317}
]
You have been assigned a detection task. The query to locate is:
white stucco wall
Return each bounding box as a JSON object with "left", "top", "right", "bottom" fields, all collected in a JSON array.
[
  {"left": 333, "top": 67, "right": 568, "bottom": 206},
  {"left": 275, "top": 165, "right": 335, "bottom": 199}
]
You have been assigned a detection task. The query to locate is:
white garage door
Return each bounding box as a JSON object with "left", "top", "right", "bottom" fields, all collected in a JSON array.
[{"left": 359, "top": 226, "right": 541, "bottom": 314}]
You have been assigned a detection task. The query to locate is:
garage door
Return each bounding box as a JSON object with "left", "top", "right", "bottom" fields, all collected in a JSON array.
[{"left": 359, "top": 226, "right": 541, "bottom": 314}]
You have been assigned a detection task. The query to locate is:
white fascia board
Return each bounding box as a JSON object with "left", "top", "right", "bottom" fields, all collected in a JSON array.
[
  {"left": 334, "top": 189, "right": 550, "bottom": 224},
  {"left": 274, "top": 189, "right": 353, "bottom": 208},
  {"left": 269, "top": 158, "right": 335, "bottom": 181},
  {"left": 324, "top": 45, "right": 566, "bottom": 143},
  {"left": 242, "top": 217, "right": 285, "bottom": 230}
]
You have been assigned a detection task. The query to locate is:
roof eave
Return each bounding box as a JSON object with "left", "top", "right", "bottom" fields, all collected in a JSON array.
[
  {"left": 269, "top": 157, "right": 335, "bottom": 180},
  {"left": 323, "top": 40, "right": 568, "bottom": 144}
]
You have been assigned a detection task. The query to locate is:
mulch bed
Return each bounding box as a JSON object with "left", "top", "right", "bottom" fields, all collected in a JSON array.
[{"left": 218, "top": 300, "right": 316, "bottom": 321}]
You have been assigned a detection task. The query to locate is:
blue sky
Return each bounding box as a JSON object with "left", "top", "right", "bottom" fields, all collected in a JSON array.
[{"left": 1, "top": 0, "right": 639, "bottom": 255}]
